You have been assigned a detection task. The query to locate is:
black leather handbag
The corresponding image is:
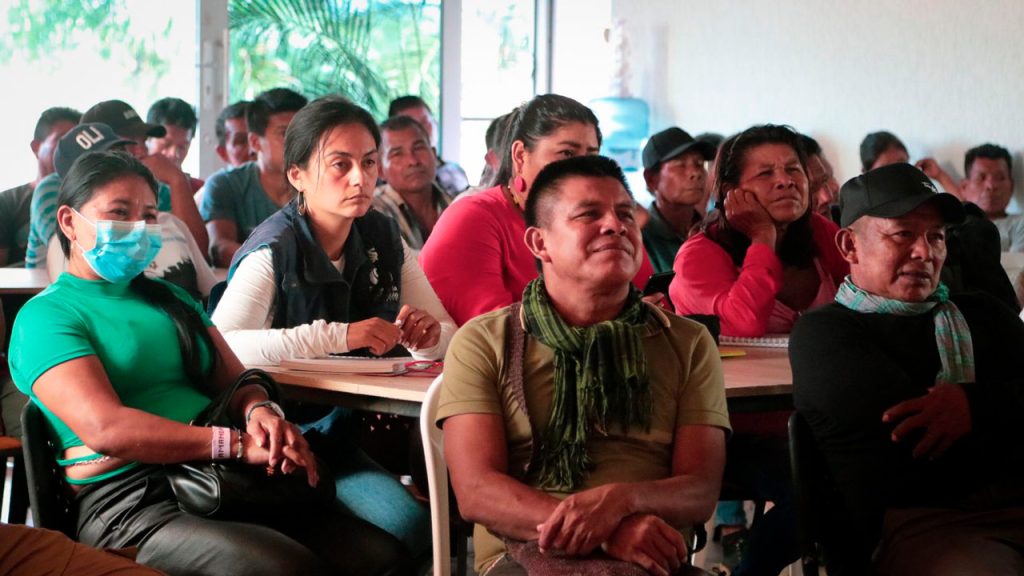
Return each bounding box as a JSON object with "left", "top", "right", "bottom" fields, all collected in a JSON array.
[{"left": 167, "top": 368, "right": 335, "bottom": 521}]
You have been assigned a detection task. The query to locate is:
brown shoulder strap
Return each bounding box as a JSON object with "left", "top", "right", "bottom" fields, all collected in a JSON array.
[{"left": 505, "top": 302, "right": 542, "bottom": 480}]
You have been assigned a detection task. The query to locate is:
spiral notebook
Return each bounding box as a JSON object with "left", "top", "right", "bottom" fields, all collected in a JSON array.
[{"left": 718, "top": 334, "right": 790, "bottom": 349}]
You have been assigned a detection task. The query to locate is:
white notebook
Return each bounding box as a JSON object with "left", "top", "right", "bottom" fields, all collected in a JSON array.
[
  {"left": 279, "top": 355, "right": 414, "bottom": 374},
  {"left": 719, "top": 334, "right": 790, "bottom": 348}
]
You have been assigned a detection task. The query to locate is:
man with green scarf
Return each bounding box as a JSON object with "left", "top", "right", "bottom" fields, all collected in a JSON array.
[
  {"left": 792, "top": 162, "right": 1024, "bottom": 576},
  {"left": 438, "top": 155, "right": 731, "bottom": 576}
]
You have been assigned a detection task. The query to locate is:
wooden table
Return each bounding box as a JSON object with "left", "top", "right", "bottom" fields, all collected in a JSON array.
[
  {"left": 0, "top": 269, "right": 50, "bottom": 295},
  {"left": 263, "top": 366, "right": 433, "bottom": 417},
  {"left": 264, "top": 346, "right": 794, "bottom": 417},
  {"left": 720, "top": 347, "right": 793, "bottom": 412}
]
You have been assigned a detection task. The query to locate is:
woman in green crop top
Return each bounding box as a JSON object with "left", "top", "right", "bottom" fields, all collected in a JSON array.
[{"left": 7, "top": 151, "right": 410, "bottom": 576}]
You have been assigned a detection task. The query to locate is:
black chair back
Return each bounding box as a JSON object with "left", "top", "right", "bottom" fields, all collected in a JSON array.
[
  {"left": 789, "top": 411, "right": 827, "bottom": 576},
  {"left": 21, "top": 402, "right": 75, "bottom": 537}
]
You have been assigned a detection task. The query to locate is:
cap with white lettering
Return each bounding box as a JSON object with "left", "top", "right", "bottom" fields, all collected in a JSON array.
[{"left": 54, "top": 123, "right": 135, "bottom": 178}]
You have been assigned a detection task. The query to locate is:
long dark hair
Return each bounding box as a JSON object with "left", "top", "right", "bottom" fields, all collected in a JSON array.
[
  {"left": 703, "top": 124, "right": 815, "bottom": 268},
  {"left": 493, "top": 94, "right": 602, "bottom": 186},
  {"left": 284, "top": 96, "right": 398, "bottom": 300},
  {"left": 284, "top": 95, "right": 381, "bottom": 193},
  {"left": 58, "top": 151, "right": 217, "bottom": 391}
]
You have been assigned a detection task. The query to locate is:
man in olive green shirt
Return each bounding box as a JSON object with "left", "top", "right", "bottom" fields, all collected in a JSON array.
[{"left": 438, "top": 155, "right": 729, "bottom": 575}]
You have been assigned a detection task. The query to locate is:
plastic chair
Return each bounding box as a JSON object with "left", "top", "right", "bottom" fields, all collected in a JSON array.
[
  {"left": 21, "top": 402, "right": 75, "bottom": 537},
  {"left": 0, "top": 433, "right": 27, "bottom": 524},
  {"left": 420, "top": 375, "right": 472, "bottom": 576}
]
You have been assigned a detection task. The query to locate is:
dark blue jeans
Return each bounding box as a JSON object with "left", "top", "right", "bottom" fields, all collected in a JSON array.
[
  {"left": 723, "top": 433, "right": 799, "bottom": 576},
  {"left": 301, "top": 407, "right": 432, "bottom": 560}
]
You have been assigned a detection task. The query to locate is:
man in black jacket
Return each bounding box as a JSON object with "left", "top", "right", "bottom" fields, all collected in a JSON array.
[{"left": 791, "top": 163, "right": 1024, "bottom": 575}]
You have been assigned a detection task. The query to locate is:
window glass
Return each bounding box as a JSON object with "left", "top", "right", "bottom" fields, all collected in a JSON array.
[
  {"left": 0, "top": 1, "right": 198, "bottom": 190},
  {"left": 228, "top": 0, "right": 442, "bottom": 121},
  {"left": 458, "top": 0, "right": 536, "bottom": 186}
]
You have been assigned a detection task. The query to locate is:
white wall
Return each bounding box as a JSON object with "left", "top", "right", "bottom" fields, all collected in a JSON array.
[{"left": 612, "top": 0, "right": 1024, "bottom": 207}]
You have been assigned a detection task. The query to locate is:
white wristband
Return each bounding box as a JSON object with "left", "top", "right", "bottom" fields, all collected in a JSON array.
[{"left": 212, "top": 426, "right": 231, "bottom": 460}]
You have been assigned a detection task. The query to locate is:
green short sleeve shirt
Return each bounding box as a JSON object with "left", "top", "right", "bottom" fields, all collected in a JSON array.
[{"left": 8, "top": 274, "right": 214, "bottom": 455}]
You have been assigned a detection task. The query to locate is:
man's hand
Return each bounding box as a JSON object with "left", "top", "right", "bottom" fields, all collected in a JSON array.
[
  {"left": 882, "top": 383, "right": 972, "bottom": 459},
  {"left": 537, "top": 483, "right": 631, "bottom": 556},
  {"left": 602, "top": 514, "right": 689, "bottom": 576}
]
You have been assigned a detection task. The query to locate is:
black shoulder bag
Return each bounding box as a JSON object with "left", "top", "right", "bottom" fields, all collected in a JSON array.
[{"left": 167, "top": 368, "right": 335, "bottom": 521}]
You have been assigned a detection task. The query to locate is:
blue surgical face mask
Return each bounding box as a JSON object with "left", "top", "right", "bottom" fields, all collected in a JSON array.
[{"left": 72, "top": 208, "right": 162, "bottom": 283}]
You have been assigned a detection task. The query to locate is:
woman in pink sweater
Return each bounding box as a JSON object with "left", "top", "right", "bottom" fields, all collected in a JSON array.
[
  {"left": 670, "top": 125, "right": 848, "bottom": 337},
  {"left": 420, "top": 94, "right": 654, "bottom": 326}
]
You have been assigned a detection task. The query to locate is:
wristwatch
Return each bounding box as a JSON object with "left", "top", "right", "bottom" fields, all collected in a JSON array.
[{"left": 245, "top": 400, "right": 286, "bottom": 424}]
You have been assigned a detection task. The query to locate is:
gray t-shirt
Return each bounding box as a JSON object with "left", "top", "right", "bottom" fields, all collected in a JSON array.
[
  {"left": 199, "top": 162, "right": 282, "bottom": 243},
  {"left": 0, "top": 183, "right": 33, "bottom": 266}
]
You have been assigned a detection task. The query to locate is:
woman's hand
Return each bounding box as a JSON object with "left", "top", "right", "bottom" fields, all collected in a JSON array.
[
  {"left": 724, "top": 187, "right": 777, "bottom": 247},
  {"left": 395, "top": 305, "right": 441, "bottom": 350},
  {"left": 346, "top": 318, "right": 401, "bottom": 355},
  {"left": 241, "top": 413, "right": 320, "bottom": 487}
]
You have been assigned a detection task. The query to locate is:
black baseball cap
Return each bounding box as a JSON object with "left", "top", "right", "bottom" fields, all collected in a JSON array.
[
  {"left": 839, "top": 163, "right": 965, "bottom": 228},
  {"left": 82, "top": 100, "right": 166, "bottom": 140},
  {"left": 642, "top": 127, "right": 715, "bottom": 170},
  {"left": 54, "top": 123, "right": 135, "bottom": 178}
]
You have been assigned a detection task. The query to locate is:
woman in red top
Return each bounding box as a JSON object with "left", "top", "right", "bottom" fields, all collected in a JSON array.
[
  {"left": 419, "top": 94, "right": 654, "bottom": 326},
  {"left": 670, "top": 124, "right": 848, "bottom": 337}
]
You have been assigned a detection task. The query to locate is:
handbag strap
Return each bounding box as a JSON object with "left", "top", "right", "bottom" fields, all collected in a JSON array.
[
  {"left": 505, "top": 302, "right": 542, "bottom": 481},
  {"left": 197, "top": 368, "right": 281, "bottom": 426}
]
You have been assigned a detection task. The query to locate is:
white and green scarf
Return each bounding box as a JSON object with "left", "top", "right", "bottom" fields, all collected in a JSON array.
[{"left": 835, "top": 276, "right": 975, "bottom": 385}]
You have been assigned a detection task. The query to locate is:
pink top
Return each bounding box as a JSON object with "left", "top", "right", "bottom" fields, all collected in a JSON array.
[
  {"left": 669, "top": 213, "right": 848, "bottom": 337},
  {"left": 419, "top": 185, "right": 655, "bottom": 326}
]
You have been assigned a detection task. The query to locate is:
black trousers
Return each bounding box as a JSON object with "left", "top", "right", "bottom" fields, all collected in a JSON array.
[{"left": 75, "top": 465, "right": 413, "bottom": 576}]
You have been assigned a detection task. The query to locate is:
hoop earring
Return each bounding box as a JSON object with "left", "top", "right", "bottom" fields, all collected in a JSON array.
[{"left": 296, "top": 191, "right": 307, "bottom": 215}]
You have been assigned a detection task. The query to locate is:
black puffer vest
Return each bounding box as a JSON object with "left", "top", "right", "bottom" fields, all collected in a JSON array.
[{"left": 228, "top": 199, "right": 404, "bottom": 329}]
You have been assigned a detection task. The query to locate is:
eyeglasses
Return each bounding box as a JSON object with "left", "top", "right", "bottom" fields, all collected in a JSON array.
[{"left": 399, "top": 361, "right": 443, "bottom": 376}]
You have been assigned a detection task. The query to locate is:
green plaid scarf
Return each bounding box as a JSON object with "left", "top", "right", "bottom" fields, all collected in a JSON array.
[
  {"left": 521, "top": 278, "right": 651, "bottom": 490},
  {"left": 834, "top": 276, "right": 975, "bottom": 385}
]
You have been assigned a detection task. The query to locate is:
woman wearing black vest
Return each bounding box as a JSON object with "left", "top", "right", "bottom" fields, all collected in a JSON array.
[{"left": 212, "top": 97, "right": 455, "bottom": 564}]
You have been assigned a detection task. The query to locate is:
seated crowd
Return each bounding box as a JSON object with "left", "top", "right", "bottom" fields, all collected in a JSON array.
[{"left": 0, "top": 83, "right": 1021, "bottom": 576}]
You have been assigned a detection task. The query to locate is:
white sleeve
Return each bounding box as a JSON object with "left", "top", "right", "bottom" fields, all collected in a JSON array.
[
  {"left": 399, "top": 239, "right": 457, "bottom": 360},
  {"left": 46, "top": 235, "right": 66, "bottom": 282},
  {"left": 169, "top": 213, "right": 218, "bottom": 298},
  {"left": 211, "top": 248, "right": 350, "bottom": 365}
]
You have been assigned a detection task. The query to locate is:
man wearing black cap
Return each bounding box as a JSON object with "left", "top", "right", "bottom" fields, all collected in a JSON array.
[
  {"left": 24, "top": 121, "right": 136, "bottom": 269},
  {"left": 641, "top": 127, "right": 715, "bottom": 273},
  {"left": 791, "top": 163, "right": 1024, "bottom": 575},
  {"left": 81, "top": 100, "right": 208, "bottom": 257}
]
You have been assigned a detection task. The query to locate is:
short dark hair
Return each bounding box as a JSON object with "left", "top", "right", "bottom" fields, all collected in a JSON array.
[
  {"left": 388, "top": 95, "right": 431, "bottom": 118},
  {"left": 33, "top": 107, "right": 81, "bottom": 141},
  {"left": 860, "top": 131, "right": 907, "bottom": 173},
  {"left": 247, "top": 88, "right": 308, "bottom": 136},
  {"left": 147, "top": 97, "right": 197, "bottom": 132},
  {"left": 799, "top": 134, "right": 822, "bottom": 157},
  {"left": 215, "top": 100, "right": 250, "bottom": 147},
  {"left": 965, "top": 143, "right": 1012, "bottom": 176},
  {"left": 284, "top": 96, "right": 380, "bottom": 188},
  {"left": 379, "top": 114, "right": 429, "bottom": 140},
  {"left": 495, "top": 94, "right": 603, "bottom": 186},
  {"left": 525, "top": 155, "right": 632, "bottom": 229}
]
